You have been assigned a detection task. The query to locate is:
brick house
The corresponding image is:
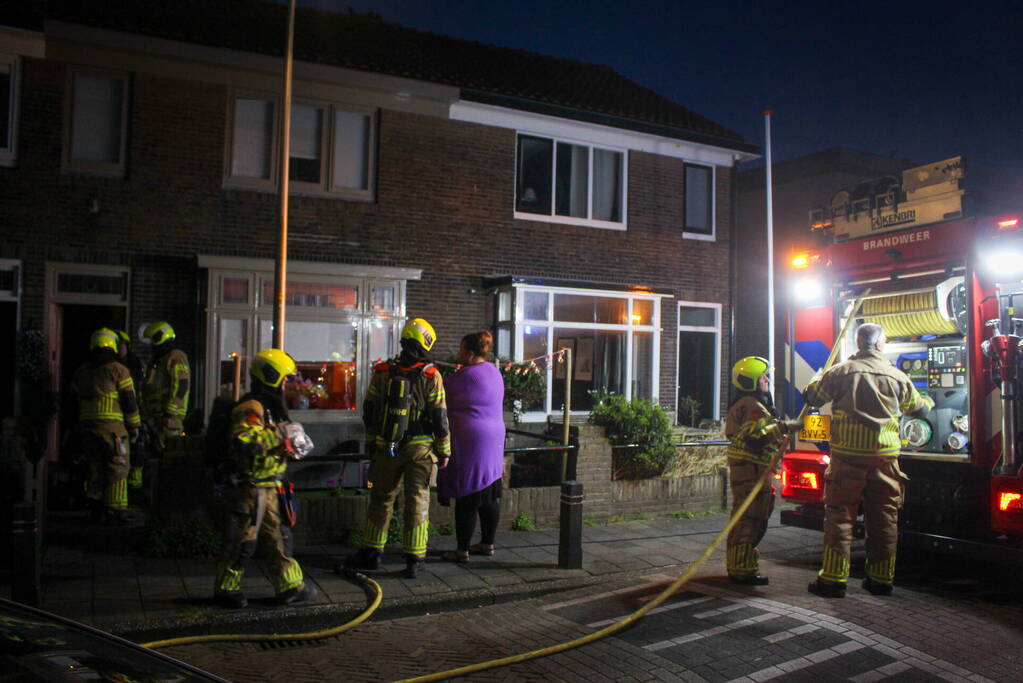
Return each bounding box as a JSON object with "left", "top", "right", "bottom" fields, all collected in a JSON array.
[{"left": 0, "top": 1, "right": 758, "bottom": 458}]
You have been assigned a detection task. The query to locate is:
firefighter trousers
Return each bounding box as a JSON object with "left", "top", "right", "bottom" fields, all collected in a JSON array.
[
  {"left": 81, "top": 430, "right": 129, "bottom": 513},
  {"left": 819, "top": 454, "right": 906, "bottom": 586},
  {"left": 215, "top": 485, "right": 304, "bottom": 597},
  {"left": 726, "top": 459, "right": 775, "bottom": 578},
  {"left": 358, "top": 441, "right": 435, "bottom": 558}
]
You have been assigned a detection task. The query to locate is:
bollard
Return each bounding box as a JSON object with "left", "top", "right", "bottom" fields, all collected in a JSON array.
[
  {"left": 11, "top": 501, "right": 41, "bottom": 606},
  {"left": 558, "top": 480, "right": 583, "bottom": 569}
]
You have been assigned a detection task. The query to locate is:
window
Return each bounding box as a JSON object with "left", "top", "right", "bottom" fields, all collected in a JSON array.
[
  {"left": 203, "top": 260, "right": 412, "bottom": 421},
  {"left": 492, "top": 284, "right": 662, "bottom": 419},
  {"left": 677, "top": 302, "right": 721, "bottom": 424},
  {"left": 0, "top": 55, "right": 19, "bottom": 167},
  {"left": 683, "top": 163, "right": 713, "bottom": 237},
  {"left": 515, "top": 134, "right": 625, "bottom": 229},
  {"left": 225, "top": 92, "right": 375, "bottom": 200},
  {"left": 64, "top": 69, "right": 128, "bottom": 177}
]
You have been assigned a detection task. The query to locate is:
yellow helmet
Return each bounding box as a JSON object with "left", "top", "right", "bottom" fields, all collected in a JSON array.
[
  {"left": 114, "top": 329, "right": 131, "bottom": 346},
  {"left": 250, "top": 348, "right": 297, "bottom": 388},
  {"left": 90, "top": 328, "right": 119, "bottom": 353},
  {"left": 401, "top": 318, "right": 436, "bottom": 352},
  {"left": 141, "top": 321, "right": 175, "bottom": 346},
  {"left": 731, "top": 356, "right": 770, "bottom": 392}
]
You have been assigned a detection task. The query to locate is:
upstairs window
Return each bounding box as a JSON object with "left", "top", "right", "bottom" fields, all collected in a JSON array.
[
  {"left": 64, "top": 69, "right": 129, "bottom": 177},
  {"left": 515, "top": 134, "right": 626, "bottom": 230},
  {"left": 683, "top": 163, "right": 714, "bottom": 238},
  {"left": 0, "top": 55, "right": 19, "bottom": 167},
  {"left": 225, "top": 92, "right": 375, "bottom": 200}
]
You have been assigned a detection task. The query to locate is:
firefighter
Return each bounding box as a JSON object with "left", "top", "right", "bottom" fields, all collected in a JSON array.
[
  {"left": 804, "top": 323, "right": 933, "bottom": 598},
  {"left": 139, "top": 321, "right": 190, "bottom": 469},
  {"left": 343, "top": 318, "right": 451, "bottom": 579},
  {"left": 71, "top": 328, "right": 141, "bottom": 525},
  {"left": 114, "top": 329, "right": 145, "bottom": 490},
  {"left": 213, "top": 348, "right": 316, "bottom": 609},
  {"left": 724, "top": 356, "right": 800, "bottom": 585}
]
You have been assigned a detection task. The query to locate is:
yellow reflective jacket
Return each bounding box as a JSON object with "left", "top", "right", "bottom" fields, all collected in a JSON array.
[
  {"left": 725, "top": 395, "right": 786, "bottom": 466},
  {"left": 230, "top": 397, "right": 288, "bottom": 485},
  {"left": 142, "top": 347, "right": 190, "bottom": 422},
  {"left": 804, "top": 349, "right": 929, "bottom": 458},
  {"left": 72, "top": 357, "right": 141, "bottom": 436},
  {"left": 363, "top": 360, "right": 451, "bottom": 456}
]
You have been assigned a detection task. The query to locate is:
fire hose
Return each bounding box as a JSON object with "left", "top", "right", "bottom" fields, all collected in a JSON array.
[{"left": 145, "top": 294, "right": 868, "bottom": 680}]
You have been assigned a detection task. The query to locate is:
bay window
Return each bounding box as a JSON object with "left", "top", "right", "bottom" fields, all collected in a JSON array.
[
  {"left": 225, "top": 91, "right": 375, "bottom": 200},
  {"left": 493, "top": 282, "right": 663, "bottom": 419},
  {"left": 515, "top": 134, "right": 626, "bottom": 229},
  {"left": 202, "top": 257, "right": 416, "bottom": 422}
]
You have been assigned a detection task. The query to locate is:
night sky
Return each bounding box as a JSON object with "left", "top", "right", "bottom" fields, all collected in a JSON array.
[{"left": 301, "top": 0, "right": 1023, "bottom": 177}]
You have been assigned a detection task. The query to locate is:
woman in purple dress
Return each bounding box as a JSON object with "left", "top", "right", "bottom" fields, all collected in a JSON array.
[{"left": 438, "top": 331, "right": 506, "bottom": 562}]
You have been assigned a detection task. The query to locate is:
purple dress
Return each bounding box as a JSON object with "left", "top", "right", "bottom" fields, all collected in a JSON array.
[{"left": 437, "top": 362, "right": 506, "bottom": 499}]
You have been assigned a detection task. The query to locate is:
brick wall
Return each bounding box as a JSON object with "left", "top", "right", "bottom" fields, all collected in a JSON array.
[{"left": 2, "top": 56, "right": 734, "bottom": 418}]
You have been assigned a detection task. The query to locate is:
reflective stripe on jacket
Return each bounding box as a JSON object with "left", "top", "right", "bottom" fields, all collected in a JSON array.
[
  {"left": 363, "top": 360, "right": 451, "bottom": 456},
  {"left": 142, "top": 347, "right": 190, "bottom": 420},
  {"left": 725, "top": 396, "right": 784, "bottom": 466},
  {"left": 73, "top": 359, "right": 141, "bottom": 431},
  {"left": 803, "top": 349, "right": 927, "bottom": 457},
  {"left": 230, "top": 397, "right": 287, "bottom": 484}
]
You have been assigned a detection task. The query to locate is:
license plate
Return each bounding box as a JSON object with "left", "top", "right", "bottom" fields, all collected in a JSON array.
[{"left": 799, "top": 414, "right": 830, "bottom": 442}]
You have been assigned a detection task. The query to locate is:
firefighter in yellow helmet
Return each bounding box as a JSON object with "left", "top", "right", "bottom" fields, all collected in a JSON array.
[
  {"left": 213, "top": 348, "right": 316, "bottom": 608},
  {"left": 804, "top": 323, "right": 932, "bottom": 598},
  {"left": 724, "top": 356, "right": 800, "bottom": 585},
  {"left": 139, "top": 321, "right": 190, "bottom": 487},
  {"left": 71, "top": 328, "right": 141, "bottom": 525},
  {"left": 342, "top": 317, "right": 451, "bottom": 579}
]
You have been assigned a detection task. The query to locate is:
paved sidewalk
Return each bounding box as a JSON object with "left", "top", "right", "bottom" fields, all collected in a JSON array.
[{"left": 2, "top": 509, "right": 823, "bottom": 641}]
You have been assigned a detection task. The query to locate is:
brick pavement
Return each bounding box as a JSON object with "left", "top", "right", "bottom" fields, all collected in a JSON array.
[{"left": 164, "top": 557, "right": 1021, "bottom": 682}]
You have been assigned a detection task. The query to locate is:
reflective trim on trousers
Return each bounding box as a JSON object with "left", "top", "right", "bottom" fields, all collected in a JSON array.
[
  {"left": 104, "top": 478, "right": 128, "bottom": 510},
  {"left": 404, "top": 520, "right": 429, "bottom": 557},
  {"left": 726, "top": 543, "right": 759, "bottom": 575},
  {"left": 865, "top": 556, "right": 896, "bottom": 584},
  {"left": 360, "top": 520, "right": 388, "bottom": 550},
  {"left": 215, "top": 563, "right": 244, "bottom": 594},
  {"left": 818, "top": 544, "right": 850, "bottom": 583},
  {"left": 274, "top": 560, "right": 304, "bottom": 594}
]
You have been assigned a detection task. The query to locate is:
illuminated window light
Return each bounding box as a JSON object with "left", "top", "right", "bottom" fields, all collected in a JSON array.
[
  {"left": 997, "top": 217, "right": 1020, "bottom": 230},
  {"left": 998, "top": 491, "right": 1022, "bottom": 511},
  {"left": 631, "top": 314, "right": 642, "bottom": 323}
]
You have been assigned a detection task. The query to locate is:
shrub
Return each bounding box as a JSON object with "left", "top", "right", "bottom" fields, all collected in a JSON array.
[
  {"left": 677, "top": 394, "right": 702, "bottom": 428},
  {"left": 499, "top": 360, "right": 546, "bottom": 422},
  {"left": 588, "top": 390, "right": 676, "bottom": 479},
  {"left": 511, "top": 513, "right": 536, "bottom": 531},
  {"left": 139, "top": 518, "right": 224, "bottom": 559}
]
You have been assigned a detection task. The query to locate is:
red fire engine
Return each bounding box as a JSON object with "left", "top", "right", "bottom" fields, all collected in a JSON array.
[{"left": 779, "top": 157, "right": 1023, "bottom": 562}]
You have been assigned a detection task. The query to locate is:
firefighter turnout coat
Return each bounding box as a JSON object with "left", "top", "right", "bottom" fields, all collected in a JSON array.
[
  {"left": 357, "top": 360, "right": 451, "bottom": 558},
  {"left": 142, "top": 346, "right": 190, "bottom": 452}
]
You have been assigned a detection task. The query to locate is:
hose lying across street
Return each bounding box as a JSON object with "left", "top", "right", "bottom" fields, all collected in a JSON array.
[{"left": 144, "top": 293, "right": 869, "bottom": 679}]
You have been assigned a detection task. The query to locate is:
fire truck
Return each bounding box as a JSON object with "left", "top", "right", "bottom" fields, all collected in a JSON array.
[{"left": 779, "top": 156, "right": 1023, "bottom": 564}]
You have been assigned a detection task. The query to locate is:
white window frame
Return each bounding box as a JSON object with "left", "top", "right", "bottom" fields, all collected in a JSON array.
[
  {"left": 513, "top": 132, "right": 628, "bottom": 231},
  {"left": 62, "top": 66, "right": 130, "bottom": 178},
  {"left": 201, "top": 257, "right": 416, "bottom": 423},
  {"left": 0, "top": 54, "right": 20, "bottom": 167},
  {"left": 499, "top": 283, "right": 663, "bottom": 421},
  {"left": 676, "top": 301, "right": 722, "bottom": 421},
  {"left": 682, "top": 162, "right": 716, "bottom": 241},
  {"left": 223, "top": 90, "right": 376, "bottom": 201}
]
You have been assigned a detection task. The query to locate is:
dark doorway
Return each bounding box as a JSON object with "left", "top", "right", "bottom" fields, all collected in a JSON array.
[
  {"left": 678, "top": 330, "right": 716, "bottom": 427},
  {"left": 0, "top": 302, "right": 16, "bottom": 418},
  {"left": 57, "top": 305, "right": 126, "bottom": 460}
]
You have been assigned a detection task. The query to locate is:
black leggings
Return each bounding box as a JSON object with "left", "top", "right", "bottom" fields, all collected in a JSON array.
[{"left": 454, "top": 496, "right": 500, "bottom": 551}]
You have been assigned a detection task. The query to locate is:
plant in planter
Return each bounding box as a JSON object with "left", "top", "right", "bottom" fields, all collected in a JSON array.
[
  {"left": 499, "top": 360, "right": 546, "bottom": 423},
  {"left": 677, "top": 394, "right": 702, "bottom": 428},
  {"left": 588, "top": 390, "right": 676, "bottom": 479}
]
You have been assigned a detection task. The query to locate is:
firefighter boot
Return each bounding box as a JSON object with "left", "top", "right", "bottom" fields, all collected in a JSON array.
[
  {"left": 340, "top": 548, "right": 381, "bottom": 573},
  {"left": 862, "top": 577, "right": 894, "bottom": 596},
  {"left": 807, "top": 579, "right": 846, "bottom": 598},
  {"left": 278, "top": 583, "right": 317, "bottom": 606},
  {"left": 403, "top": 554, "right": 422, "bottom": 579}
]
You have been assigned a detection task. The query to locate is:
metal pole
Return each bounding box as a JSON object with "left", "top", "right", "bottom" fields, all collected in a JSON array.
[
  {"left": 763, "top": 109, "right": 775, "bottom": 401},
  {"left": 231, "top": 352, "right": 242, "bottom": 401},
  {"left": 561, "top": 347, "right": 572, "bottom": 482},
  {"left": 272, "top": 0, "right": 296, "bottom": 350}
]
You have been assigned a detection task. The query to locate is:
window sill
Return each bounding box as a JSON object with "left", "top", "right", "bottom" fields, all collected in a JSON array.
[
  {"left": 222, "top": 180, "right": 374, "bottom": 202},
  {"left": 514, "top": 211, "right": 627, "bottom": 231},
  {"left": 682, "top": 231, "right": 715, "bottom": 242}
]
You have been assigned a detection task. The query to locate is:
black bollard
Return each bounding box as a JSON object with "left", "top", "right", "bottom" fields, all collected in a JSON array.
[
  {"left": 11, "top": 501, "right": 41, "bottom": 606},
  {"left": 558, "top": 480, "right": 583, "bottom": 569}
]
